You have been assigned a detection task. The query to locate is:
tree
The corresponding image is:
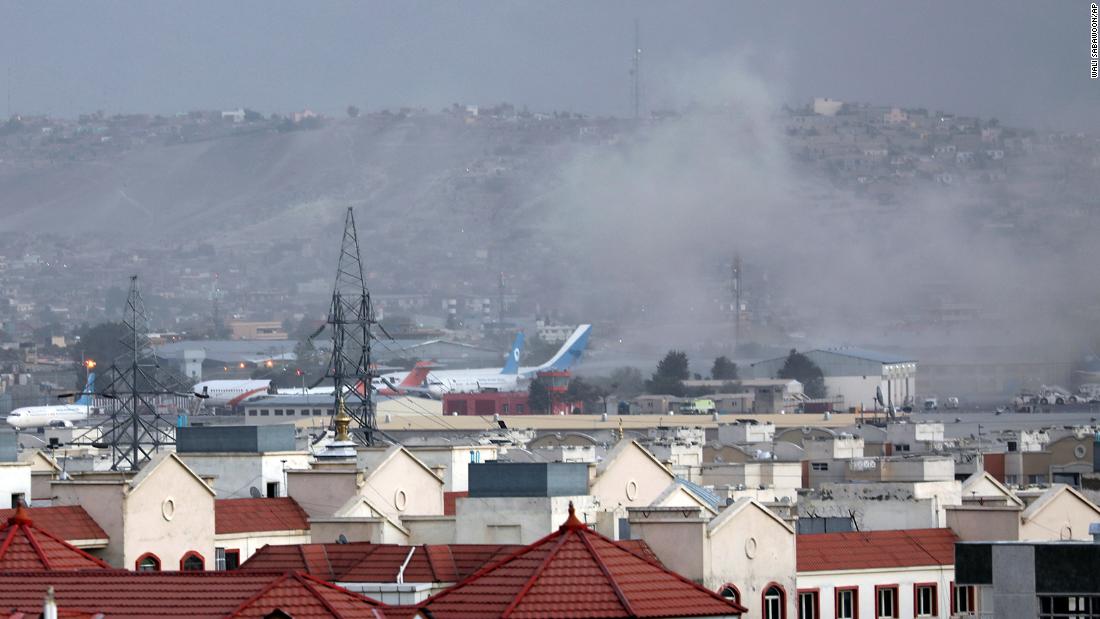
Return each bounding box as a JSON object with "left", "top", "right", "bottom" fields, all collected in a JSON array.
[
  {"left": 566, "top": 377, "right": 608, "bottom": 414},
  {"left": 646, "top": 350, "right": 689, "bottom": 396},
  {"left": 711, "top": 356, "right": 738, "bottom": 380},
  {"left": 777, "top": 349, "right": 827, "bottom": 399},
  {"left": 528, "top": 377, "right": 551, "bottom": 413},
  {"left": 607, "top": 366, "right": 645, "bottom": 398},
  {"left": 346, "top": 105, "right": 360, "bottom": 118}
]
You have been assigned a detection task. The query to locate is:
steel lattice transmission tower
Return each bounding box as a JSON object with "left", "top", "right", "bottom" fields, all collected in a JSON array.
[
  {"left": 322, "top": 207, "right": 382, "bottom": 445},
  {"left": 79, "top": 276, "right": 188, "bottom": 470}
]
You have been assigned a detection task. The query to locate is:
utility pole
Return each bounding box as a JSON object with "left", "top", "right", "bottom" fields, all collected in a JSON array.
[
  {"left": 498, "top": 271, "right": 505, "bottom": 325},
  {"left": 731, "top": 254, "right": 742, "bottom": 351},
  {"left": 321, "top": 207, "right": 381, "bottom": 445},
  {"left": 630, "top": 19, "right": 641, "bottom": 120}
]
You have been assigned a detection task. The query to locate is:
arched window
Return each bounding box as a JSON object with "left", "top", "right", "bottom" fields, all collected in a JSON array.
[
  {"left": 135, "top": 553, "right": 161, "bottom": 572},
  {"left": 763, "top": 583, "right": 787, "bottom": 619},
  {"left": 719, "top": 583, "right": 741, "bottom": 605},
  {"left": 180, "top": 551, "right": 205, "bottom": 571}
]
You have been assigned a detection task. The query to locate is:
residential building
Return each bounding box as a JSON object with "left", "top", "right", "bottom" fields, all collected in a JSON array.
[{"left": 797, "top": 528, "right": 959, "bottom": 619}]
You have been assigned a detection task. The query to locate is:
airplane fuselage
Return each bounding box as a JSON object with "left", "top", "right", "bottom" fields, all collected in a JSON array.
[{"left": 6, "top": 404, "right": 88, "bottom": 429}]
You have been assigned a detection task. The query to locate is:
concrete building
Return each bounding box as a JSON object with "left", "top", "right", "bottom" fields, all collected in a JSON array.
[
  {"left": 628, "top": 499, "right": 796, "bottom": 619},
  {"left": 955, "top": 540, "right": 1100, "bottom": 619},
  {"left": 797, "top": 528, "right": 959, "bottom": 619},
  {"left": 747, "top": 348, "right": 917, "bottom": 410},
  {"left": 176, "top": 424, "right": 310, "bottom": 499},
  {"left": 52, "top": 452, "right": 216, "bottom": 570},
  {"left": 404, "top": 444, "right": 498, "bottom": 492}
]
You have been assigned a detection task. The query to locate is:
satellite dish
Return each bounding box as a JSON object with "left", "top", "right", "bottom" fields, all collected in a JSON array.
[
  {"left": 336, "top": 534, "right": 349, "bottom": 545},
  {"left": 249, "top": 486, "right": 262, "bottom": 499}
]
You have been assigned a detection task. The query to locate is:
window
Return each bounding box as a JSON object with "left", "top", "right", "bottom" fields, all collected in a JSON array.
[
  {"left": 135, "top": 553, "right": 161, "bottom": 572},
  {"left": 216, "top": 548, "right": 241, "bottom": 571},
  {"left": 719, "top": 584, "right": 741, "bottom": 606},
  {"left": 10, "top": 493, "right": 25, "bottom": 507},
  {"left": 914, "top": 583, "right": 937, "bottom": 616},
  {"left": 180, "top": 551, "right": 205, "bottom": 571},
  {"left": 798, "top": 590, "right": 819, "bottom": 619},
  {"left": 763, "top": 584, "right": 786, "bottom": 619},
  {"left": 266, "top": 481, "right": 279, "bottom": 498},
  {"left": 274, "top": 409, "right": 284, "bottom": 416},
  {"left": 259, "top": 410, "right": 270, "bottom": 416},
  {"left": 951, "top": 583, "right": 975, "bottom": 615},
  {"left": 811, "top": 462, "right": 829, "bottom": 471},
  {"left": 1007, "top": 440, "right": 1018, "bottom": 452},
  {"left": 835, "top": 588, "right": 858, "bottom": 619},
  {"left": 1039, "top": 595, "right": 1100, "bottom": 618},
  {"left": 875, "top": 586, "right": 898, "bottom": 618},
  {"left": 894, "top": 444, "right": 910, "bottom": 452},
  {"left": 501, "top": 404, "right": 509, "bottom": 413},
  {"left": 248, "top": 410, "right": 258, "bottom": 416}
]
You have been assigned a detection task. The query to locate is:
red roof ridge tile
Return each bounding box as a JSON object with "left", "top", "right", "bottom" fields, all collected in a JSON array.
[
  {"left": 576, "top": 526, "right": 636, "bottom": 617},
  {"left": 0, "top": 508, "right": 112, "bottom": 571}
]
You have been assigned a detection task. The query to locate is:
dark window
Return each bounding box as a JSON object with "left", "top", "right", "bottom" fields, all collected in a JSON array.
[
  {"left": 224, "top": 549, "right": 240, "bottom": 570},
  {"left": 136, "top": 554, "right": 160, "bottom": 572},
  {"left": 914, "top": 584, "right": 936, "bottom": 616},
  {"left": 764, "top": 585, "right": 786, "bottom": 619},
  {"left": 811, "top": 462, "right": 828, "bottom": 471},
  {"left": 798, "top": 590, "right": 819, "bottom": 619},
  {"left": 260, "top": 410, "right": 270, "bottom": 416},
  {"left": 951, "top": 583, "right": 975, "bottom": 614},
  {"left": 274, "top": 409, "right": 284, "bottom": 416},
  {"left": 719, "top": 584, "right": 740, "bottom": 605},
  {"left": 10, "top": 493, "right": 25, "bottom": 507},
  {"left": 876, "top": 586, "right": 898, "bottom": 618},
  {"left": 181, "top": 552, "right": 204, "bottom": 571},
  {"left": 248, "top": 410, "right": 258, "bottom": 416},
  {"left": 1007, "top": 440, "right": 1018, "bottom": 452},
  {"left": 835, "top": 588, "right": 857, "bottom": 619},
  {"left": 1039, "top": 595, "right": 1100, "bottom": 618},
  {"left": 313, "top": 409, "right": 323, "bottom": 416},
  {"left": 266, "top": 481, "right": 279, "bottom": 498}
]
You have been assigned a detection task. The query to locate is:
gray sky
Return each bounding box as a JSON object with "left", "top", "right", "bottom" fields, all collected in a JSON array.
[{"left": 1, "top": 0, "right": 1096, "bottom": 129}]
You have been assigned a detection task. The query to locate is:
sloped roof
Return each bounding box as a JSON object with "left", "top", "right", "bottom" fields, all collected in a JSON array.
[
  {"left": 797, "top": 528, "right": 957, "bottom": 572},
  {"left": 674, "top": 478, "right": 724, "bottom": 512},
  {"left": 240, "top": 542, "right": 523, "bottom": 584},
  {"left": 215, "top": 498, "right": 311, "bottom": 535},
  {"left": 960, "top": 470, "right": 1024, "bottom": 507},
  {"left": 418, "top": 504, "right": 747, "bottom": 618},
  {"left": 241, "top": 540, "right": 662, "bottom": 587},
  {"left": 0, "top": 506, "right": 112, "bottom": 571},
  {"left": 0, "top": 571, "right": 389, "bottom": 619},
  {"left": 1021, "top": 484, "right": 1100, "bottom": 522},
  {"left": 0, "top": 505, "right": 108, "bottom": 544},
  {"left": 815, "top": 347, "right": 915, "bottom": 364}
]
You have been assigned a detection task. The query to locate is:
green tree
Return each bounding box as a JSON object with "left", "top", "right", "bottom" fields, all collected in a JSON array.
[
  {"left": 528, "top": 377, "right": 551, "bottom": 413},
  {"left": 566, "top": 377, "right": 608, "bottom": 414},
  {"left": 711, "top": 356, "right": 738, "bottom": 380},
  {"left": 777, "top": 349, "right": 827, "bottom": 399},
  {"left": 646, "top": 350, "right": 689, "bottom": 396}
]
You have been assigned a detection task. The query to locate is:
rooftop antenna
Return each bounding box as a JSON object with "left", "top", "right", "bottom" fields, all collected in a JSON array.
[
  {"left": 321, "top": 207, "right": 382, "bottom": 445},
  {"left": 630, "top": 19, "right": 642, "bottom": 120}
]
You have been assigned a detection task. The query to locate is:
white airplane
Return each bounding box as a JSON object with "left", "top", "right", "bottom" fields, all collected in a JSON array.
[
  {"left": 382, "top": 325, "right": 592, "bottom": 398},
  {"left": 192, "top": 379, "right": 273, "bottom": 408},
  {"left": 7, "top": 374, "right": 95, "bottom": 429}
]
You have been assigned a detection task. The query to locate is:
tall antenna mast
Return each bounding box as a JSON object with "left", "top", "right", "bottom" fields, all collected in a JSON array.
[
  {"left": 75, "top": 276, "right": 188, "bottom": 470},
  {"left": 498, "top": 271, "right": 505, "bottom": 325},
  {"left": 633, "top": 19, "right": 642, "bottom": 119},
  {"left": 731, "top": 254, "right": 742, "bottom": 352},
  {"left": 631, "top": 19, "right": 642, "bottom": 120},
  {"left": 323, "top": 207, "right": 381, "bottom": 445}
]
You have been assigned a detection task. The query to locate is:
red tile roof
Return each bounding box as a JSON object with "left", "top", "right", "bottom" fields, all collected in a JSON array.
[
  {"left": 0, "top": 571, "right": 390, "bottom": 618},
  {"left": 418, "top": 504, "right": 747, "bottom": 618},
  {"left": 241, "top": 540, "right": 663, "bottom": 585},
  {"left": 0, "top": 506, "right": 112, "bottom": 571},
  {"left": 443, "top": 491, "right": 467, "bottom": 516},
  {"left": 796, "top": 528, "right": 958, "bottom": 573},
  {"left": 215, "top": 498, "right": 311, "bottom": 535},
  {"left": 241, "top": 542, "right": 523, "bottom": 584},
  {"left": 0, "top": 506, "right": 108, "bottom": 544}
]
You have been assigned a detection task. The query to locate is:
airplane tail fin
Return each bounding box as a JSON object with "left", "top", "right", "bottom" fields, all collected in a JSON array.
[
  {"left": 400, "top": 361, "right": 434, "bottom": 387},
  {"left": 501, "top": 332, "right": 524, "bottom": 375},
  {"left": 538, "top": 325, "right": 591, "bottom": 372},
  {"left": 76, "top": 373, "right": 95, "bottom": 406}
]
